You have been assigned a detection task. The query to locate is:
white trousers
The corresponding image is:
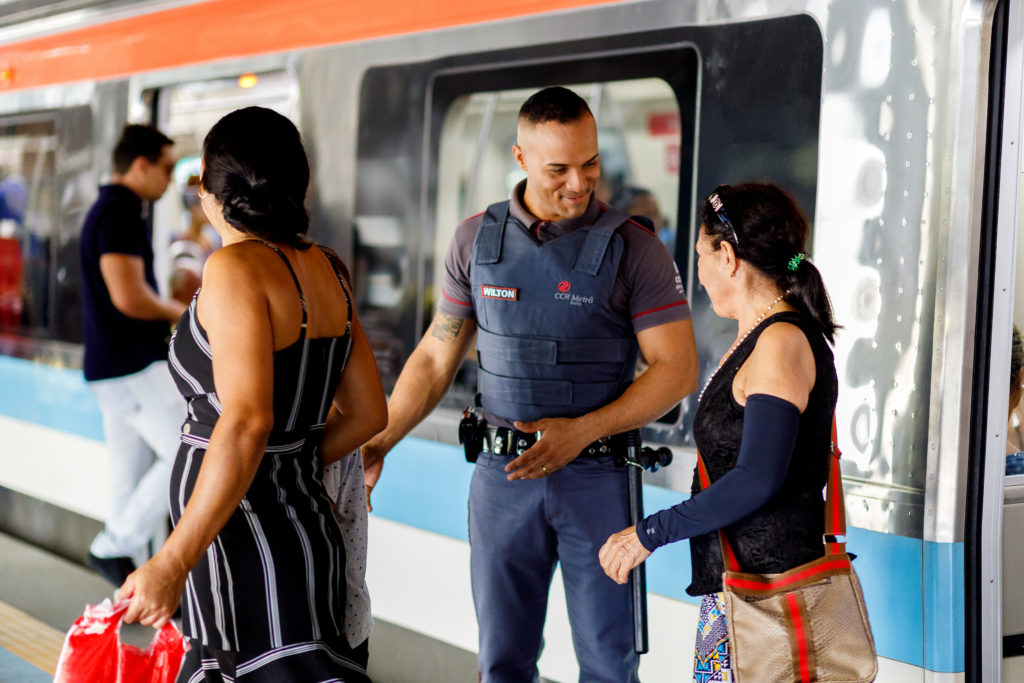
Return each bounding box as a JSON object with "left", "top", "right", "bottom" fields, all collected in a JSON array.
[{"left": 87, "top": 361, "right": 184, "bottom": 560}]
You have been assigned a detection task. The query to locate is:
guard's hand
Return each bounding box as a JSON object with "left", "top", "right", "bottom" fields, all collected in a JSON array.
[
  {"left": 118, "top": 552, "right": 187, "bottom": 629},
  {"left": 599, "top": 525, "right": 652, "bottom": 584},
  {"left": 504, "top": 417, "right": 592, "bottom": 480},
  {"left": 362, "top": 442, "right": 386, "bottom": 511}
]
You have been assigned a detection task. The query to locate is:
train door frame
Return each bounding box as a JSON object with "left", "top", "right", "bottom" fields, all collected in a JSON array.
[
  {"left": 419, "top": 42, "right": 702, "bottom": 277},
  {"left": 354, "top": 14, "right": 825, "bottom": 456},
  {"left": 355, "top": 43, "right": 702, "bottom": 325},
  {"left": 418, "top": 45, "right": 701, "bottom": 419},
  {"left": 969, "top": 0, "right": 1023, "bottom": 680}
]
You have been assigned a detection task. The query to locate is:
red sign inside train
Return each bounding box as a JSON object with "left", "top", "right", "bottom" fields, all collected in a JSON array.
[{"left": 647, "top": 112, "right": 680, "bottom": 136}]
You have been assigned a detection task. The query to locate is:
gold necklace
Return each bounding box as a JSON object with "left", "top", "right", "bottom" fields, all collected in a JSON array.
[{"left": 697, "top": 293, "right": 787, "bottom": 403}]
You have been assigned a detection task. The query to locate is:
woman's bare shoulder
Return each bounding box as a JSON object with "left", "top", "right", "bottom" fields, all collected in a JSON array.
[
  {"left": 755, "top": 320, "right": 812, "bottom": 359},
  {"left": 202, "top": 241, "right": 279, "bottom": 282},
  {"left": 739, "top": 319, "right": 816, "bottom": 409},
  {"left": 197, "top": 243, "right": 280, "bottom": 313}
]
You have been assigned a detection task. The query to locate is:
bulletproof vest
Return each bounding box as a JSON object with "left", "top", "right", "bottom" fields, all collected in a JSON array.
[{"left": 470, "top": 200, "right": 639, "bottom": 423}]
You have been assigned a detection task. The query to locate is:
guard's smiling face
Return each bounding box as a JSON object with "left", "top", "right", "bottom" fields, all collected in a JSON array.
[{"left": 514, "top": 114, "right": 600, "bottom": 223}]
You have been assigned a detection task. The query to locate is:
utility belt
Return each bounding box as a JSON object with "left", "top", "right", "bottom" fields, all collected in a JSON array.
[
  {"left": 458, "top": 407, "right": 628, "bottom": 462},
  {"left": 459, "top": 402, "right": 674, "bottom": 656}
]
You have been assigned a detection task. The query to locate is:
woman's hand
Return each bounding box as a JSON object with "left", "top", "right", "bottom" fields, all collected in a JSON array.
[
  {"left": 599, "top": 525, "right": 652, "bottom": 584},
  {"left": 118, "top": 552, "right": 188, "bottom": 629}
]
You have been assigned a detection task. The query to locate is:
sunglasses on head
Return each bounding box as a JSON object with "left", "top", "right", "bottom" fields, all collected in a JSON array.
[{"left": 708, "top": 191, "right": 739, "bottom": 245}]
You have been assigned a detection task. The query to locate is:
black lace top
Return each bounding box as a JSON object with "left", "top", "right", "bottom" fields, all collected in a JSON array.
[{"left": 686, "top": 311, "right": 838, "bottom": 596}]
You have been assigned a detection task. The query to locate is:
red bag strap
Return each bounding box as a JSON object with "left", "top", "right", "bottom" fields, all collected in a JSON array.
[
  {"left": 696, "top": 453, "right": 743, "bottom": 572},
  {"left": 697, "top": 411, "right": 847, "bottom": 573},
  {"left": 823, "top": 414, "right": 847, "bottom": 556}
]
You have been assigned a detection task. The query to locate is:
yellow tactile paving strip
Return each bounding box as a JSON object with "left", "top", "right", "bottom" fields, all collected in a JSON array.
[{"left": 0, "top": 599, "right": 65, "bottom": 675}]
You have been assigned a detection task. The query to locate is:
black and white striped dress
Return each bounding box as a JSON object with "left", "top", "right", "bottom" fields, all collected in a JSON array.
[{"left": 167, "top": 243, "right": 369, "bottom": 682}]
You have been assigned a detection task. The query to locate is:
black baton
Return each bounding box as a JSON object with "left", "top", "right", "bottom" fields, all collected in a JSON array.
[{"left": 624, "top": 429, "right": 648, "bottom": 655}]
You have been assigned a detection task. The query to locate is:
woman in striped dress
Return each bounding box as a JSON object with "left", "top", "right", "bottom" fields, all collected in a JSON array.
[{"left": 116, "top": 106, "right": 387, "bottom": 682}]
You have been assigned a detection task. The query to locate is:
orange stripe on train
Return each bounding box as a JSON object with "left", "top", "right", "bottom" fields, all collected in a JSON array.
[{"left": 0, "top": 0, "right": 627, "bottom": 91}]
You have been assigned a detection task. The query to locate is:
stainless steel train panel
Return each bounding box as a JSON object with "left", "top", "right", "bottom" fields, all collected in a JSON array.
[{"left": 0, "top": 0, "right": 1004, "bottom": 545}]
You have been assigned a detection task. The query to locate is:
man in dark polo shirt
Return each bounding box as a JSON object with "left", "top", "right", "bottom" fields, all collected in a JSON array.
[
  {"left": 80, "top": 124, "right": 186, "bottom": 586},
  {"left": 362, "top": 87, "right": 698, "bottom": 681}
]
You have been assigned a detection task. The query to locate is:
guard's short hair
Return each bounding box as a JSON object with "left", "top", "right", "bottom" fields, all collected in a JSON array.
[
  {"left": 518, "top": 86, "right": 592, "bottom": 126},
  {"left": 112, "top": 124, "right": 173, "bottom": 174}
]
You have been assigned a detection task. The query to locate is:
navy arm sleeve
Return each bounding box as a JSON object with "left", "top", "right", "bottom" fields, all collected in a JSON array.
[{"left": 637, "top": 394, "right": 801, "bottom": 552}]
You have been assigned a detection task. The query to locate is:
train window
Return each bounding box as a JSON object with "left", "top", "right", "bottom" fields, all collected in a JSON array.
[
  {"left": 354, "top": 41, "right": 701, "bottom": 449},
  {"left": 152, "top": 71, "right": 299, "bottom": 298},
  {"left": 0, "top": 116, "right": 59, "bottom": 336},
  {"left": 431, "top": 79, "right": 682, "bottom": 410},
  {"left": 162, "top": 71, "right": 299, "bottom": 158}
]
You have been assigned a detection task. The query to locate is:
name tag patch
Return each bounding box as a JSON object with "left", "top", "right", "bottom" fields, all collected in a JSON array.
[{"left": 481, "top": 285, "right": 518, "bottom": 300}]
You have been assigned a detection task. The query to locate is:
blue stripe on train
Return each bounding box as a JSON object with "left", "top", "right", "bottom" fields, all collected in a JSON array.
[
  {"left": 0, "top": 355, "right": 104, "bottom": 441},
  {"left": 372, "top": 437, "right": 963, "bottom": 672},
  {"left": 0, "top": 357, "right": 964, "bottom": 672}
]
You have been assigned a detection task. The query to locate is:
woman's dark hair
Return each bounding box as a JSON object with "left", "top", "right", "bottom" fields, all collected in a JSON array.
[
  {"left": 700, "top": 182, "right": 838, "bottom": 343},
  {"left": 201, "top": 106, "right": 310, "bottom": 249}
]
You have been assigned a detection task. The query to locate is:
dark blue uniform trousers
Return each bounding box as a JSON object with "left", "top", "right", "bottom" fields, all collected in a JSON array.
[{"left": 469, "top": 450, "right": 640, "bottom": 683}]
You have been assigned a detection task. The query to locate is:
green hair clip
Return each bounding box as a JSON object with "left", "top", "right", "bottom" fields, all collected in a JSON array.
[{"left": 787, "top": 253, "right": 807, "bottom": 271}]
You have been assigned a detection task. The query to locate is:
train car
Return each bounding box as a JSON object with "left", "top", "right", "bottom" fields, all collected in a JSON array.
[{"left": 0, "top": 0, "right": 1021, "bottom": 680}]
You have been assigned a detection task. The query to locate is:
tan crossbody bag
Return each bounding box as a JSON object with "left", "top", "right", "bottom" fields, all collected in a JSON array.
[{"left": 696, "top": 416, "right": 878, "bottom": 682}]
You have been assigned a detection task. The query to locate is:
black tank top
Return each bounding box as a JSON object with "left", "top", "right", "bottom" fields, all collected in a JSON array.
[{"left": 686, "top": 311, "right": 838, "bottom": 596}]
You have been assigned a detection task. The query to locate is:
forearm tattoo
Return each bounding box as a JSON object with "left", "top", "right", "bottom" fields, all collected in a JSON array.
[{"left": 431, "top": 312, "right": 465, "bottom": 342}]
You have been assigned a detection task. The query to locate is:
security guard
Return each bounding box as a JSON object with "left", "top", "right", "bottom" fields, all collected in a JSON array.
[{"left": 362, "top": 86, "right": 698, "bottom": 682}]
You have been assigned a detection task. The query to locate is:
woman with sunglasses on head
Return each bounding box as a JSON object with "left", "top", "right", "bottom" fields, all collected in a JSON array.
[
  {"left": 600, "top": 182, "right": 839, "bottom": 681},
  {"left": 115, "top": 106, "right": 386, "bottom": 682}
]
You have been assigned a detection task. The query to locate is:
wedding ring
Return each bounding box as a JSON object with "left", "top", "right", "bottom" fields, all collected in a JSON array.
[{"left": 541, "top": 465, "right": 549, "bottom": 474}]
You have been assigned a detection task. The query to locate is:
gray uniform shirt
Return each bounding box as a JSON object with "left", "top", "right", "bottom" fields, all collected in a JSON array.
[{"left": 438, "top": 179, "right": 691, "bottom": 332}]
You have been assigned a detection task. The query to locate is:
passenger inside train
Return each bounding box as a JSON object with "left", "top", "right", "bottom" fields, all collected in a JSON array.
[
  {"left": 614, "top": 185, "right": 673, "bottom": 254},
  {"left": 167, "top": 173, "right": 219, "bottom": 304}
]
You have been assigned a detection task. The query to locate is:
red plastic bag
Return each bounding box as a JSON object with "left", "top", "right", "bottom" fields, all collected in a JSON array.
[{"left": 53, "top": 599, "right": 188, "bottom": 683}]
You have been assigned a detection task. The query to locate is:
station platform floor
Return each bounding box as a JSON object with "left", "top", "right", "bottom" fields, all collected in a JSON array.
[
  {"left": 0, "top": 531, "right": 110, "bottom": 682},
  {"left": 0, "top": 532, "right": 483, "bottom": 682}
]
